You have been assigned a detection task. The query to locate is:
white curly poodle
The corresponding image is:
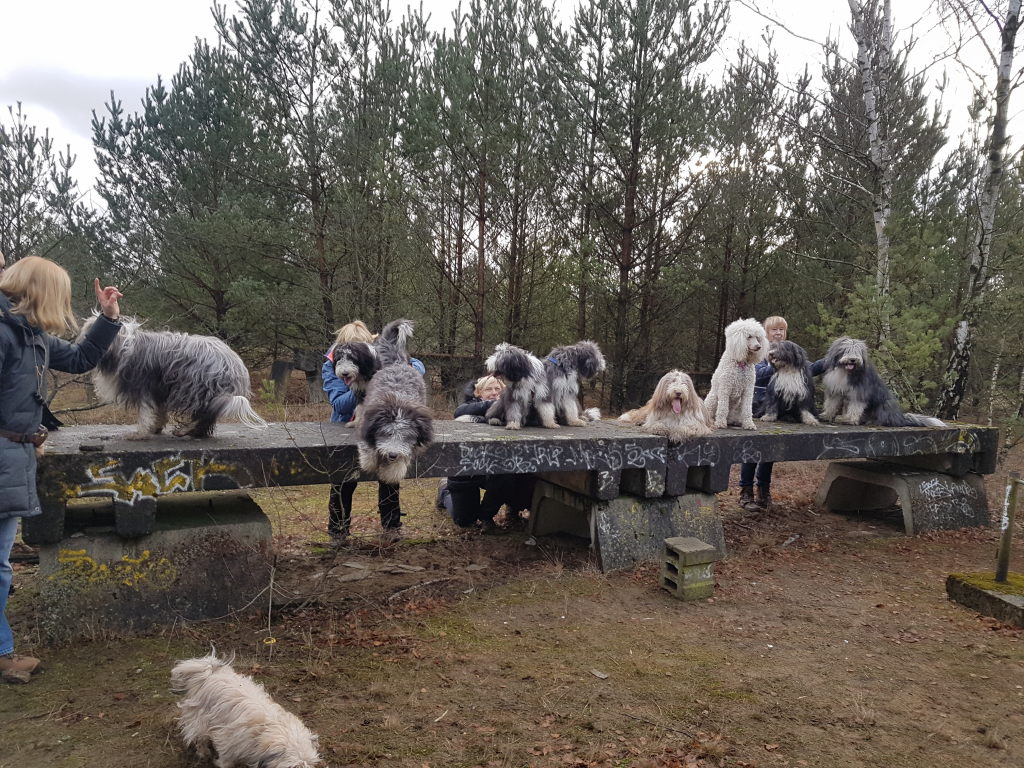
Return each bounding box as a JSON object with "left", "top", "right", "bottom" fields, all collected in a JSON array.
[{"left": 703, "top": 318, "right": 768, "bottom": 430}]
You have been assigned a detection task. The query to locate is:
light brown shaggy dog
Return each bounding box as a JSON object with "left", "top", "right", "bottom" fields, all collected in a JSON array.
[
  {"left": 171, "top": 654, "right": 321, "bottom": 768},
  {"left": 618, "top": 370, "right": 713, "bottom": 442}
]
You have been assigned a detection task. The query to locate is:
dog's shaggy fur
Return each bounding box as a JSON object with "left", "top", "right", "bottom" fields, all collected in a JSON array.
[
  {"left": 703, "top": 318, "right": 768, "bottom": 430},
  {"left": 484, "top": 342, "right": 548, "bottom": 430},
  {"left": 540, "top": 340, "right": 606, "bottom": 427},
  {"left": 761, "top": 341, "right": 819, "bottom": 425},
  {"left": 358, "top": 362, "right": 433, "bottom": 484},
  {"left": 618, "top": 370, "right": 712, "bottom": 441},
  {"left": 332, "top": 341, "right": 379, "bottom": 428},
  {"left": 81, "top": 316, "right": 267, "bottom": 439},
  {"left": 170, "top": 653, "right": 320, "bottom": 768},
  {"left": 821, "top": 337, "right": 945, "bottom": 427}
]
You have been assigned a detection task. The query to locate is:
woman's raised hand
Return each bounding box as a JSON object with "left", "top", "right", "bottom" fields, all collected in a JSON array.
[{"left": 94, "top": 278, "right": 123, "bottom": 320}]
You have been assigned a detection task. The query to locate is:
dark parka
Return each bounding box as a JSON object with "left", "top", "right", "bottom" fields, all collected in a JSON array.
[{"left": 0, "top": 293, "right": 121, "bottom": 520}]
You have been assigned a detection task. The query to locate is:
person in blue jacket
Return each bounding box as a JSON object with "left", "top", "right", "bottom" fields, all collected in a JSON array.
[
  {"left": 739, "top": 315, "right": 826, "bottom": 511},
  {"left": 322, "top": 320, "right": 425, "bottom": 546},
  {"left": 0, "top": 254, "right": 123, "bottom": 680}
]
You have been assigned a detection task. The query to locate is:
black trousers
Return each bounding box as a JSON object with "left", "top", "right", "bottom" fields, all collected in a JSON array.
[
  {"left": 447, "top": 475, "right": 535, "bottom": 527},
  {"left": 328, "top": 481, "right": 402, "bottom": 534}
]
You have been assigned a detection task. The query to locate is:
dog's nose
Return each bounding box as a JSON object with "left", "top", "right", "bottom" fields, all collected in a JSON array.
[{"left": 386, "top": 453, "right": 400, "bottom": 462}]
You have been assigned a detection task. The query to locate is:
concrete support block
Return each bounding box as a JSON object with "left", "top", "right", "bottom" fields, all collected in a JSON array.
[
  {"left": 661, "top": 537, "right": 722, "bottom": 601},
  {"left": 530, "top": 480, "right": 725, "bottom": 572},
  {"left": 815, "top": 460, "right": 989, "bottom": 535},
  {"left": 538, "top": 470, "right": 621, "bottom": 500},
  {"left": 34, "top": 491, "right": 272, "bottom": 643}
]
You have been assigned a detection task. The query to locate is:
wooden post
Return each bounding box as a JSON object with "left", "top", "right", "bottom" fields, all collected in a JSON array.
[{"left": 995, "top": 472, "right": 1021, "bottom": 583}]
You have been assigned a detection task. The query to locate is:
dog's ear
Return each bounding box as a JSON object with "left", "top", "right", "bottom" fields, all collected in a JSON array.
[{"left": 413, "top": 406, "right": 434, "bottom": 447}]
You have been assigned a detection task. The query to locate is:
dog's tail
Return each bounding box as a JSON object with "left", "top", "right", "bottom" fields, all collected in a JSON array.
[
  {"left": 216, "top": 395, "right": 269, "bottom": 430},
  {"left": 379, "top": 318, "right": 415, "bottom": 352},
  {"left": 582, "top": 407, "right": 602, "bottom": 422},
  {"left": 902, "top": 413, "right": 946, "bottom": 427}
]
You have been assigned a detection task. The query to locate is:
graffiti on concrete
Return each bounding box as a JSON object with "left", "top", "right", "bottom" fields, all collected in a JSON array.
[
  {"left": 71, "top": 455, "right": 252, "bottom": 504},
  {"left": 53, "top": 548, "right": 177, "bottom": 588}
]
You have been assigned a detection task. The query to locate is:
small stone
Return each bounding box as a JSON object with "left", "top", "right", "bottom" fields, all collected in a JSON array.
[{"left": 2, "top": 669, "right": 32, "bottom": 684}]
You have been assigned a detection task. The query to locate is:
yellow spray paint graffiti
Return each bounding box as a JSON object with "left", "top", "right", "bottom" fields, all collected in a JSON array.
[
  {"left": 53, "top": 548, "right": 177, "bottom": 588},
  {"left": 71, "top": 455, "right": 247, "bottom": 503}
]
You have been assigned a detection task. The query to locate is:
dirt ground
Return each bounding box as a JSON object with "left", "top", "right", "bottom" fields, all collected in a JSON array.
[{"left": 2, "top": 444, "right": 1023, "bottom": 768}]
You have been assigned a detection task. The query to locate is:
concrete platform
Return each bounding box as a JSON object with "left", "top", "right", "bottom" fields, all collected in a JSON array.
[
  {"left": 815, "top": 460, "right": 989, "bottom": 535},
  {"left": 530, "top": 479, "right": 725, "bottom": 572},
  {"left": 34, "top": 491, "right": 271, "bottom": 643}
]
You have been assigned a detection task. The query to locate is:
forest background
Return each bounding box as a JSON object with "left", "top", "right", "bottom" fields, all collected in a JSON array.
[{"left": 1, "top": 0, "right": 1021, "bottom": 427}]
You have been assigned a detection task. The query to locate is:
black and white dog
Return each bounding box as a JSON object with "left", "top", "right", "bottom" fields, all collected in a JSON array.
[
  {"left": 357, "top": 362, "right": 433, "bottom": 483},
  {"left": 332, "top": 318, "right": 415, "bottom": 427},
  {"left": 484, "top": 343, "right": 548, "bottom": 430},
  {"left": 821, "top": 337, "right": 944, "bottom": 427},
  {"left": 81, "top": 315, "right": 267, "bottom": 439},
  {"left": 761, "top": 340, "right": 819, "bottom": 425}
]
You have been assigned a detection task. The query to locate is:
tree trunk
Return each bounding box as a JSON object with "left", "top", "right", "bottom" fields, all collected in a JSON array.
[
  {"left": 849, "top": 0, "right": 894, "bottom": 344},
  {"left": 937, "top": 0, "right": 1020, "bottom": 419}
]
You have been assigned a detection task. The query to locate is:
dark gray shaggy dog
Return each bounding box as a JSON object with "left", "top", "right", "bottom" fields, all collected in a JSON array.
[
  {"left": 484, "top": 342, "right": 548, "bottom": 430},
  {"left": 541, "top": 340, "right": 606, "bottom": 426},
  {"left": 821, "top": 337, "right": 944, "bottom": 427},
  {"left": 357, "top": 363, "right": 433, "bottom": 484},
  {"left": 81, "top": 316, "right": 267, "bottom": 439},
  {"left": 761, "top": 340, "right": 819, "bottom": 425}
]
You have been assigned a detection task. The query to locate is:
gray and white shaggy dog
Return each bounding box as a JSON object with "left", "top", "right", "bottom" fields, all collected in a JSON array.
[
  {"left": 357, "top": 321, "right": 433, "bottom": 484},
  {"left": 484, "top": 342, "right": 548, "bottom": 429},
  {"left": 542, "top": 340, "right": 606, "bottom": 426},
  {"left": 81, "top": 315, "right": 267, "bottom": 439},
  {"left": 332, "top": 318, "right": 415, "bottom": 428},
  {"left": 761, "top": 340, "right": 819, "bottom": 425},
  {"left": 170, "top": 653, "right": 321, "bottom": 768},
  {"left": 821, "top": 337, "right": 944, "bottom": 427},
  {"left": 484, "top": 340, "right": 605, "bottom": 429},
  {"left": 703, "top": 318, "right": 769, "bottom": 430},
  {"left": 618, "top": 370, "right": 712, "bottom": 441}
]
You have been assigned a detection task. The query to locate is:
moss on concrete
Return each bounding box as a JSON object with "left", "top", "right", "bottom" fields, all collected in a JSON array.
[{"left": 951, "top": 571, "right": 1024, "bottom": 597}]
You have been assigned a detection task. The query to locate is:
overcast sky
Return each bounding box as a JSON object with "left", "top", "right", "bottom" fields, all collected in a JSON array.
[{"left": 0, "top": 0, "right": 975, "bottom": 199}]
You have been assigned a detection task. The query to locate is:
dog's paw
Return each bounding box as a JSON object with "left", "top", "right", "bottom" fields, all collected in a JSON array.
[
  {"left": 505, "top": 422, "right": 522, "bottom": 430},
  {"left": 488, "top": 418, "right": 505, "bottom": 427},
  {"left": 801, "top": 412, "right": 820, "bottom": 425},
  {"left": 760, "top": 414, "right": 777, "bottom": 422},
  {"left": 713, "top": 419, "right": 728, "bottom": 430},
  {"left": 741, "top": 421, "right": 757, "bottom": 430},
  {"left": 566, "top": 418, "right": 588, "bottom": 427}
]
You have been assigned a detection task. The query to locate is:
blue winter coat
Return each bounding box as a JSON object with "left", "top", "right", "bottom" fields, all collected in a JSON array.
[
  {"left": 322, "top": 348, "right": 425, "bottom": 423},
  {"left": 0, "top": 294, "right": 122, "bottom": 520}
]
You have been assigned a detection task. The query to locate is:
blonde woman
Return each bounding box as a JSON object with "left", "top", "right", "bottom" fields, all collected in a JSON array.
[
  {"left": 322, "top": 320, "right": 425, "bottom": 545},
  {"left": 0, "top": 255, "right": 123, "bottom": 680}
]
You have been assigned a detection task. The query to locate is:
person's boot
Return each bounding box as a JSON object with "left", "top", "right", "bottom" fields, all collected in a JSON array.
[
  {"left": 756, "top": 487, "right": 773, "bottom": 511},
  {"left": 739, "top": 487, "right": 758, "bottom": 511},
  {"left": 0, "top": 653, "right": 40, "bottom": 679}
]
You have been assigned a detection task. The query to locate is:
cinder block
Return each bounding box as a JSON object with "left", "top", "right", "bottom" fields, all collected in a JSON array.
[{"left": 661, "top": 537, "right": 720, "bottom": 601}]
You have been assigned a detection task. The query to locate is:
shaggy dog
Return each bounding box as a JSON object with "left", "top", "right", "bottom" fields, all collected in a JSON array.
[
  {"left": 81, "top": 315, "right": 267, "bottom": 439},
  {"left": 170, "top": 653, "right": 320, "bottom": 768},
  {"left": 703, "top": 318, "right": 768, "bottom": 430},
  {"left": 484, "top": 342, "right": 548, "bottom": 430},
  {"left": 821, "top": 337, "right": 945, "bottom": 427},
  {"left": 761, "top": 340, "right": 819, "bottom": 425},
  {"left": 618, "top": 370, "right": 712, "bottom": 441},
  {"left": 358, "top": 362, "right": 433, "bottom": 483},
  {"left": 332, "top": 318, "right": 414, "bottom": 428},
  {"left": 540, "top": 340, "right": 606, "bottom": 427}
]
